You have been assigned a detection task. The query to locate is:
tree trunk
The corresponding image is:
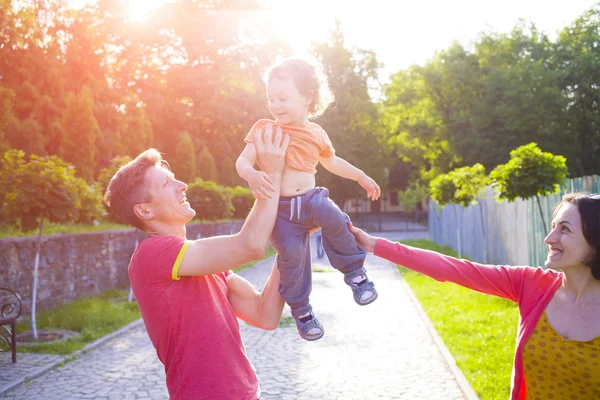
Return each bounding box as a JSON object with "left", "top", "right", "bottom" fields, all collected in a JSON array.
[
  {"left": 478, "top": 202, "right": 487, "bottom": 263},
  {"left": 535, "top": 195, "right": 548, "bottom": 236},
  {"left": 453, "top": 204, "right": 462, "bottom": 259},
  {"left": 31, "top": 216, "right": 44, "bottom": 339}
]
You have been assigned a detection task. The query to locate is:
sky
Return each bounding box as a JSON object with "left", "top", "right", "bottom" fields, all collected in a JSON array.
[
  {"left": 77, "top": 0, "right": 599, "bottom": 85},
  {"left": 260, "top": 0, "right": 599, "bottom": 82}
]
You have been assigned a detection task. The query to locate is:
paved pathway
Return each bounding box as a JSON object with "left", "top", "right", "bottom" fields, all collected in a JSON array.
[{"left": 1, "top": 231, "right": 473, "bottom": 399}]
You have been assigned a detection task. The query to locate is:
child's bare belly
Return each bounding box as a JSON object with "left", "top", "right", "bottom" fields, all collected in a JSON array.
[{"left": 280, "top": 167, "right": 316, "bottom": 197}]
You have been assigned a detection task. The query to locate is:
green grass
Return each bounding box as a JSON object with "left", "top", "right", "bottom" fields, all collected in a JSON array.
[
  {"left": 232, "top": 245, "right": 277, "bottom": 272},
  {"left": 399, "top": 239, "right": 519, "bottom": 400},
  {"left": 0, "top": 222, "right": 130, "bottom": 238},
  {"left": 16, "top": 289, "right": 141, "bottom": 354},
  {"left": 278, "top": 315, "right": 295, "bottom": 328},
  {"left": 312, "top": 266, "right": 334, "bottom": 272}
]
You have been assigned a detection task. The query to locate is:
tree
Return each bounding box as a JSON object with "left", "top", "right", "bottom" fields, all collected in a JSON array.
[
  {"left": 170, "top": 132, "right": 196, "bottom": 184},
  {"left": 449, "top": 164, "right": 490, "bottom": 262},
  {"left": 381, "top": 22, "right": 571, "bottom": 191},
  {"left": 197, "top": 146, "right": 217, "bottom": 183},
  {"left": 62, "top": 86, "right": 100, "bottom": 181},
  {"left": 490, "top": 143, "right": 568, "bottom": 234},
  {"left": 381, "top": 63, "right": 462, "bottom": 186},
  {"left": 312, "top": 22, "right": 392, "bottom": 207},
  {"left": 4, "top": 0, "right": 599, "bottom": 205},
  {"left": 554, "top": 7, "right": 600, "bottom": 176},
  {"left": 120, "top": 103, "right": 154, "bottom": 157},
  {"left": 399, "top": 182, "right": 429, "bottom": 212},
  {"left": 4, "top": 117, "right": 45, "bottom": 156},
  {"left": 429, "top": 163, "right": 489, "bottom": 259},
  {"left": 219, "top": 156, "right": 237, "bottom": 187},
  {"left": 1, "top": 149, "right": 103, "bottom": 338},
  {"left": 430, "top": 172, "right": 463, "bottom": 258},
  {"left": 0, "top": 87, "right": 15, "bottom": 153},
  {"left": 463, "top": 24, "right": 569, "bottom": 170},
  {"left": 0, "top": 2, "right": 72, "bottom": 158}
]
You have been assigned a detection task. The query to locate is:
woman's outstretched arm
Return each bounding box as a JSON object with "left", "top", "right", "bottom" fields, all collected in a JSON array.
[{"left": 348, "top": 222, "right": 535, "bottom": 303}]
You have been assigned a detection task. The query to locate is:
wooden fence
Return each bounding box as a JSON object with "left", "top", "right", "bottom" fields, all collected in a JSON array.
[{"left": 428, "top": 176, "right": 599, "bottom": 266}]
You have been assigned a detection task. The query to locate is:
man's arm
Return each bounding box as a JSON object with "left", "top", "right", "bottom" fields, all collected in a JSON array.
[
  {"left": 177, "top": 126, "right": 289, "bottom": 277},
  {"left": 226, "top": 225, "right": 320, "bottom": 329},
  {"left": 227, "top": 261, "right": 284, "bottom": 330}
]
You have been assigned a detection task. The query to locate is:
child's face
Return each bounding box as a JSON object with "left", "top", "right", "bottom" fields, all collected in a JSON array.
[{"left": 266, "top": 76, "right": 311, "bottom": 126}]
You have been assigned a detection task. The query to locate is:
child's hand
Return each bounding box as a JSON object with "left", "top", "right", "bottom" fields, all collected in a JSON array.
[
  {"left": 358, "top": 174, "right": 381, "bottom": 201},
  {"left": 248, "top": 169, "right": 276, "bottom": 199}
]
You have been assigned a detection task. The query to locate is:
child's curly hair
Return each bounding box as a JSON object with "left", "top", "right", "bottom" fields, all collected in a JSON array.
[{"left": 263, "top": 57, "right": 334, "bottom": 119}]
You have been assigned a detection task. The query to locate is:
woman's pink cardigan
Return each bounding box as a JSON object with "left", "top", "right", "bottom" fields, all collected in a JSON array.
[{"left": 375, "top": 238, "right": 563, "bottom": 400}]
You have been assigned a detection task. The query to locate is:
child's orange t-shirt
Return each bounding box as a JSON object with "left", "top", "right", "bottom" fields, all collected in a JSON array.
[{"left": 244, "top": 119, "right": 335, "bottom": 174}]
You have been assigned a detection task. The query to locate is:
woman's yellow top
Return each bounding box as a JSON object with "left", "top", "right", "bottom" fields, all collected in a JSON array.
[{"left": 523, "top": 311, "right": 600, "bottom": 399}]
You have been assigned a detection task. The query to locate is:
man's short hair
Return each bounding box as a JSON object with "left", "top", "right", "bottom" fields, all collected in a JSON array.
[{"left": 104, "top": 148, "right": 165, "bottom": 231}]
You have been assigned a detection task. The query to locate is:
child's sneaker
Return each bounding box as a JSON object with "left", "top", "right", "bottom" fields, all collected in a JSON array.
[
  {"left": 293, "top": 311, "right": 324, "bottom": 341},
  {"left": 344, "top": 272, "right": 378, "bottom": 305}
]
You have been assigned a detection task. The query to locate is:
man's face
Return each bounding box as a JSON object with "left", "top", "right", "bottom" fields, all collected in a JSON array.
[{"left": 140, "top": 164, "right": 196, "bottom": 225}]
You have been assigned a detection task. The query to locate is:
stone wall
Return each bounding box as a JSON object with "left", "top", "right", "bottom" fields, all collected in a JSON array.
[{"left": 0, "top": 220, "right": 243, "bottom": 313}]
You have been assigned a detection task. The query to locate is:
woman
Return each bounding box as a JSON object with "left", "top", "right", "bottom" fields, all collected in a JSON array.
[{"left": 349, "top": 192, "right": 600, "bottom": 400}]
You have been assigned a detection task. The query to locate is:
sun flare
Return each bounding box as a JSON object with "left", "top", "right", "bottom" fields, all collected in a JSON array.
[{"left": 128, "top": 0, "right": 168, "bottom": 22}]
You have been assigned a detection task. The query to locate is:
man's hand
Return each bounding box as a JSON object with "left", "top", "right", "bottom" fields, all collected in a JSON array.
[
  {"left": 255, "top": 125, "right": 289, "bottom": 177},
  {"left": 358, "top": 174, "right": 381, "bottom": 201},
  {"left": 348, "top": 222, "right": 377, "bottom": 253}
]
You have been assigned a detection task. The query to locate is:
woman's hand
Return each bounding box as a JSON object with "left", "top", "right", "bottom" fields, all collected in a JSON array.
[{"left": 348, "top": 222, "right": 377, "bottom": 253}]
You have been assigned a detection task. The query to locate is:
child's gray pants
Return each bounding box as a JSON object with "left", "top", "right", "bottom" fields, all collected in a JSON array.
[{"left": 270, "top": 187, "right": 366, "bottom": 317}]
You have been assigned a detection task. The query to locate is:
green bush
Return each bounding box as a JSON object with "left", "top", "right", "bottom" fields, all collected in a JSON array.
[
  {"left": 226, "top": 186, "right": 255, "bottom": 219},
  {"left": 187, "top": 179, "right": 232, "bottom": 221}
]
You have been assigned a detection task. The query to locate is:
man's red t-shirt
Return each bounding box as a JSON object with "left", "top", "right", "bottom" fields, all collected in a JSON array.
[{"left": 129, "top": 235, "right": 260, "bottom": 400}]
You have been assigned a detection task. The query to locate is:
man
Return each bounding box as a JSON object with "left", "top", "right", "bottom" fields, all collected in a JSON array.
[{"left": 104, "top": 126, "right": 289, "bottom": 400}]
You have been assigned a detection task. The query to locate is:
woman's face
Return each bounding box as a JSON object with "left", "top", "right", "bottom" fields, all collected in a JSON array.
[{"left": 544, "top": 202, "right": 594, "bottom": 271}]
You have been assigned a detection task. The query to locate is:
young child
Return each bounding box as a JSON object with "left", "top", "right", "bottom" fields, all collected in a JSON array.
[{"left": 235, "top": 58, "right": 381, "bottom": 341}]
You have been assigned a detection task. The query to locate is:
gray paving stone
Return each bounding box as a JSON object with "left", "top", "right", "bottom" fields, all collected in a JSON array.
[{"left": 0, "top": 352, "right": 62, "bottom": 390}]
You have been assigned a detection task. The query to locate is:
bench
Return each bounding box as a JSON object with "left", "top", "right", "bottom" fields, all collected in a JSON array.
[{"left": 0, "top": 288, "right": 22, "bottom": 363}]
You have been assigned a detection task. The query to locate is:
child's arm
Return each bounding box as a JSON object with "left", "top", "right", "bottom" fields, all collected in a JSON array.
[
  {"left": 319, "top": 155, "right": 381, "bottom": 201},
  {"left": 236, "top": 142, "right": 277, "bottom": 200}
]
